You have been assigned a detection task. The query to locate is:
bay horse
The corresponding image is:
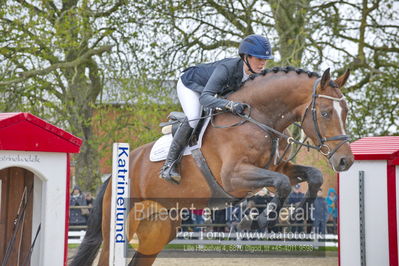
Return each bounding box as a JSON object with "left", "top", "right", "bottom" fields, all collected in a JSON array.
[{"left": 71, "top": 67, "right": 354, "bottom": 266}]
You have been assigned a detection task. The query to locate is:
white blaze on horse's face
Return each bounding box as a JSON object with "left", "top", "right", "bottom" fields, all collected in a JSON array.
[{"left": 333, "top": 98, "right": 346, "bottom": 135}]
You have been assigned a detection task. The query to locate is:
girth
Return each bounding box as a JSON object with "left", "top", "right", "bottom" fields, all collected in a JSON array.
[{"left": 188, "top": 109, "right": 241, "bottom": 209}]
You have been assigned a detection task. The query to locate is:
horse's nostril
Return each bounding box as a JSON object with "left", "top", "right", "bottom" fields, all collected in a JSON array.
[{"left": 340, "top": 158, "right": 347, "bottom": 166}]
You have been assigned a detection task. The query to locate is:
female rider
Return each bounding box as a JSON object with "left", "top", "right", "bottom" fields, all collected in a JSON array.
[{"left": 160, "top": 34, "right": 274, "bottom": 184}]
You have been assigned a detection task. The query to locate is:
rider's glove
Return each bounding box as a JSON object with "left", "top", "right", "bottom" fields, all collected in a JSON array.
[{"left": 225, "top": 101, "right": 247, "bottom": 115}]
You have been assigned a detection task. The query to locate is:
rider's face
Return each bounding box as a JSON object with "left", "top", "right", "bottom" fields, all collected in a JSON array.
[{"left": 245, "top": 56, "right": 267, "bottom": 74}]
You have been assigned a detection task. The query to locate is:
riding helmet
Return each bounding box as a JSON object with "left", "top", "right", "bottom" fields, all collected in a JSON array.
[{"left": 238, "top": 34, "right": 274, "bottom": 60}]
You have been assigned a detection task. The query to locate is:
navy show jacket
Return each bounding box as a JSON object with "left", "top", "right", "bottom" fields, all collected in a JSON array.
[{"left": 180, "top": 57, "right": 244, "bottom": 109}]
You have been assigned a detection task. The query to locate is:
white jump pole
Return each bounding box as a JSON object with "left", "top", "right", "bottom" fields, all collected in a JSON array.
[{"left": 109, "top": 143, "right": 130, "bottom": 266}]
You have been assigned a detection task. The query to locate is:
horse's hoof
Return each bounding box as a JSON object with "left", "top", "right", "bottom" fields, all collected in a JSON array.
[
  {"left": 258, "top": 219, "right": 278, "bottom": 230},
  {"left": 257, "top": 211, "right": 278, "bottom": 229},
  {"left": 237, "top": 216, "right": 253, "bottom": 231}
]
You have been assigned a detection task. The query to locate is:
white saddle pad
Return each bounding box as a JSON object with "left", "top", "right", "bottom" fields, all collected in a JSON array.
[{"left": 150, "top": 117, "right": 210, "bottom": 162}]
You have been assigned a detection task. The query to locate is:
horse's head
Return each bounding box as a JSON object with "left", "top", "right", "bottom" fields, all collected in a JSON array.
[{"left": 301, "top": 68, "right": 354, "bottom": 172}]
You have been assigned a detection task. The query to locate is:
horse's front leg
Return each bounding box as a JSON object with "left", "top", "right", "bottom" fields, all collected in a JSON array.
[
  {"left": 223, "top": 164, "right": 292, "bottom": 230},
  {"left": 278, "top": 162, "right": 323, "bottom": 224}
]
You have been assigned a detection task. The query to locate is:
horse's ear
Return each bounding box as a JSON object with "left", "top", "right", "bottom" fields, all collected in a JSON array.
[
  {"left": 320, "top": 68, "right": 331, "bottom": 90},
  {"left": 335, "top": 69, "right": 350, "bottom": 88}
]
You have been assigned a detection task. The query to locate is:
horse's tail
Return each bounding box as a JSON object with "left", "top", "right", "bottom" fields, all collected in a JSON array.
[{"left": 70, "top": 177, "right": 110, "bottom": 266}]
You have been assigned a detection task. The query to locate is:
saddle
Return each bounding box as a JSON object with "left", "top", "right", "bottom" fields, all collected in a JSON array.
[
  {"left": 159, "top": 110, "right": 206, "bottom": 143},
  {"left": 159, "top": 111, "right": 186, "bottom": 135},
  {"left": 158, "top": 110, "right": 240, "bottom": 209}
]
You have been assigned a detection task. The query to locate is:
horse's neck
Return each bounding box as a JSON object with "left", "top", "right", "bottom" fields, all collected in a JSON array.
[{"left": 232, "top": 75, "right": 313, "bottom": 131}]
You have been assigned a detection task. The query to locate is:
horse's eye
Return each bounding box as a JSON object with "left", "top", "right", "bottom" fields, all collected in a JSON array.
[{"left": 321, "top": 111, "right": 329, "bottom": 118}]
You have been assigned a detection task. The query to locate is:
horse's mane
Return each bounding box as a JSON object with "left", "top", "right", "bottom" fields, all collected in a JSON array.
[
  {"left": 229, "top": 66, "right": 325, "bottom": 107},
  {"left": 230, "top": 66, "right": 341, "bottom": 106},
  {"left": 240, "top": 65, "right": 344, "bottom": 92},
  {"left": 244, "top": 66, "right": 321, "bottom": 85}
]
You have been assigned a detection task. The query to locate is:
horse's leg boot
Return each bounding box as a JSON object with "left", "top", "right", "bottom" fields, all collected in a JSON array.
[{"left": 160, "top": 119, "right": 193, "bottom": 184}]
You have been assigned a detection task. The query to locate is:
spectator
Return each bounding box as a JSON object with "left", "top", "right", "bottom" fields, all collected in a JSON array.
[
  {"left": 312, "top": 189, "right": 328, "bottom": 234},
  {"left": 326, "top": 188, "right": 338, "bottom": 234},
  {"left": 85, "top": 192, "right": 94, "bottom": 206},
  {"left": 250, "top": 188, "right": 271, "bottom": 214},
  {"left": 288, "top": 184, "right": 305, "bottom": 233},
  {"left": 288, "top": 184, "right": 305, "bottom": 205},
  {"left": 249, "top": 189, "right": 276, "bottom": 232},
  {"left": 81, "top": 192, "right": 94, "bottom": 218},
  {"left": 226, "top": 205, "right": 242, "bottom": 233},
  {"left": 70, "top": 185, "right": 87, "bottom": 227},
  {"left": 181, "top": 208, "right": 193, "bottom": 232},
  {"left": 191, "top": 209, "right": 205, "bottom": 232},
  {"left": 213, "top": 209, "right": 226, "bottom": 232},
  {"left": 238, "top": 189, "right": 277, "bottom": 232}
]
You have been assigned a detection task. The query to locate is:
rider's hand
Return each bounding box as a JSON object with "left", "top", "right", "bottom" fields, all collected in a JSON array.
[{"left": 225, "top": 101, "right": 247, "bottom": 115}]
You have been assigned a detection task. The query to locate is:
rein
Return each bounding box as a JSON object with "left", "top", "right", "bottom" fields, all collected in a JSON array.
[
  {"left": 182, "top": 78, "right": 349, "bottom": 161},
  {"left": 235, "top": 78, "right": 350, "bottom": 160}
]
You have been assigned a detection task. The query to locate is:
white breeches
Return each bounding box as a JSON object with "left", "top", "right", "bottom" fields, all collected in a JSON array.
[{"left": 176, "top": 78, "right": 201, "bottom": 128}]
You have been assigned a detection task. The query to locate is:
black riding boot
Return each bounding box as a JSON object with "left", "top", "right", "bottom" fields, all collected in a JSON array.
[{"left": 160, "top": 119, "right": 193, "bottom": 184}]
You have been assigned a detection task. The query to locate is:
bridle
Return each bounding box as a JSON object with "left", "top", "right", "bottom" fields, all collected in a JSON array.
[
  {"left": 234, "top": 77, "right": 350, "bottom": 160},
  {"left": 305, "top": 78, "right": 350, "bottom": 159}
]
